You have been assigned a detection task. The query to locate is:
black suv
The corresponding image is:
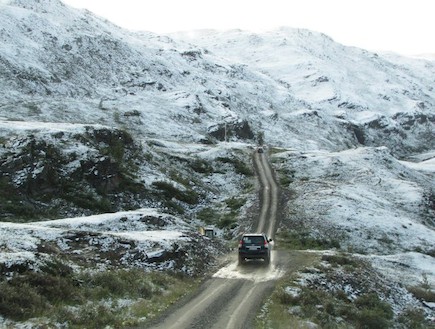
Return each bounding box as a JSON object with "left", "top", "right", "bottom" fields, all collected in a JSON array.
[{"left": 238, "top": 233, "right": 272, "bottom": 265}]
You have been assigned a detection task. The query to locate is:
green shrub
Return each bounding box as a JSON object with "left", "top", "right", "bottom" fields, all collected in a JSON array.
[
  {"left": 276, "top": 230, "right": 340, "bottom": 250},
  {"left": 153, "top": 181, "right": 199, "bottom": 205},
  {"left": 234, "top": 159, "right": 253, "bottom": 176},
  {"left": 299, "top": 288, "right": 329, "bottom": 308},
  {"left": 353, "top": 293, "right": 393, "bottom": 329},
  {"left": 217, "top": 156, "right": 253, "bottom": 176},
  {"left": 321, "top": 254, "right": 359, "bottom": 268},
  {"left": 0, "top": 281, "right": 47, "bottom": 320},
  {"left": 225, "top": 197, "right": 246, "bottom": 210},
  {"left": 0, "top": 177, "right": 40, "bottom": 221},
  {"left": 197, "top": 207, "right": 218, "bottom": 224},
  {"left": 398, "top": 308, "right": 427, "bottom": 329},
  {"left": 164, "top": 200, "right": 186, "bottom": 215},
  {"left": 80, "top": 269, "right": 153, "bottom": 300},
  {"left": 15, "top": 272, "right": 77, "bottom": 304},
  {"left": 0, "top": 260, "right": 79, "bottom": 320},
  {"left": 277, "top": 168, "right": 296, "bottom": 186},
  {"left": 102, "top": 139, "right": 125, "bottom": 162},
  {"left": 217, "top": 214, "right": 237, "bottom": 229},
  {"left": 63, "top": 191, "right": 113, "bottom": 213},
  {"left": 276, "top": 288, "right": 299, "bottom": 305},
  {"left": 59, "top": 303, "right": 123, "bottom": 329},
  {"left": 40, "top": 259, "right": 74, "bottom": 277},
  {"left": 190, "top": 158, "right": 213, "bottom": 174},
  {"left": 169, "top": 170, "right": 191, "bottom": 186},
  {"left": 408, "top": 285, "right": 435, "bottom": 302},
  {"left": 355, "top": 309, "right": 391, "bottom": 329},
  {"left": 272, "top": 283, "right": 396, "bottom": 329}
]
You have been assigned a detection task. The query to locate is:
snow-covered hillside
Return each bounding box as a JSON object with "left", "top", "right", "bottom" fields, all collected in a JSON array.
[
  {"left": 1, "top": 1, "right": 434, "bottom": 154},
  {"left": 174, "top": 28, "right": 435, "bottom": 157},
  {"left": 0, "top": 0, "right": 434, "bottom": 326}
]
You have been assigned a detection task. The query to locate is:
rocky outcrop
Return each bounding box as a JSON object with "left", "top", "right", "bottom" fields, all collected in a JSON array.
[{"left": 0, "top": 127, "right": 148, "bottom": 221}]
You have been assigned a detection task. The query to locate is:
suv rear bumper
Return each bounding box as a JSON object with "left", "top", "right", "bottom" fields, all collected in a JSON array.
[{"left": 239, "top": 250, "right": 269, "bottom": 259}]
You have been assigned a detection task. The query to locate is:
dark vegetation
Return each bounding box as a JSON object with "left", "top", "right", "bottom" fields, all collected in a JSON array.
[
  {"left": 217, "top": 155, "right": 254, "bottom": 176},
  {"left": 2, "top": 127, "right": 259, "bottom": 222},
  {"left": 267, "top": 253, "right": 432, "bottom": 329},
  {"left": 148, "top": 148, "right": 253, "bottom": 224},
  {"left": 0, "top": 259, "right": 197, "bottom": 327},
  {"left": 0, "top": 127, "right": 148, "bottom": 222},
  {"left": 208, "top": 120, "right": 255, "bottom": 142},
  {"left": 276, "top": 229, "right": 340, "bottom": 250},
  {"left": 276, "top": 288, "right": 393, "bottom": 329},
  {"left": 152, "top": 181, "right": 199, "bottom": 206},
  {"left": 408, "top": 273, "right": 435, "bottom": 304}
]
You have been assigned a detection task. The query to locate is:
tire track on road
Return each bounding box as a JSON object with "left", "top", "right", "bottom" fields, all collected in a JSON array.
[{"left": 254, "top": 151, "right": 279, "bottom": 238}]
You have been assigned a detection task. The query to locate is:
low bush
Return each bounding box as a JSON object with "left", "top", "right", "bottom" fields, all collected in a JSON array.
[
  {"left": 398, "top": 308, "right": 427, "bottom": 329},
  {"left": 189, "top": 158, "right": 214, "bottom": 174},
  {"left": 0, "top": 263, "right": 196, "bottom": 327},
  {"left": 353, "top": 293, "right": 393, "bottom": 328},
  {"left": 0, "top": 260, "right": 79, "bottom": 320},
  {"left": 80, "top": 269, "right": 155, "bottom": 300},
  {"left": 273, "top": 284, "right": 394, "bottom": 329},
  {"left": 0, "top": 281, "right": 46, "bottom": 320},
  {"left": 408, "top": 286, "right": 435, "bottom": 302},
  {"left": 277, "top": 167, "right": 296, "bottom": 186},
  {"left": 321, "top": 254, "right": 359, "bottom": 268},
  {"left": 408, "top": 273, "right": 435, "bottom": 303},
  {"left": 276, "top": 230, "right": 340, "bottom": 250},
  {"left": 217, "top": 156, "right": 253, "bottom": 176},
  {"left": 153, "top": 181, "right": 199, "bottom": 205},
  {"left": 58, "top": 302, "right": 124, "bottom": 329},
  {"left": 217, "top": 214, "right": 237, "bottom": 229},
  {"left": 225, "top": 196, "right": 246, "bottom": 211},
  {"left": 355, "top": 308, "right": 392, "bottom": 329},
  {"left": 63, "top": 190, "right": 113, "bottom": 213},
  {"left": 197, "top": 207, "right": 218, "bottom": 224}
]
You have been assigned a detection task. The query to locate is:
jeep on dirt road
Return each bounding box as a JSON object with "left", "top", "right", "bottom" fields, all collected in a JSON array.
[{"left": 238, "top": 233, "right": 272, "bottom": 265}]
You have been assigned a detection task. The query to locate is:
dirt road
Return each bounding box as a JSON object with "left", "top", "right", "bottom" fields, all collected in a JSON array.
[
  {"left": 254, "top": 150, "right": 280, "bottom": 236},
  {"left": 144, "top": 150, "right": 305, "bottom": 329}
]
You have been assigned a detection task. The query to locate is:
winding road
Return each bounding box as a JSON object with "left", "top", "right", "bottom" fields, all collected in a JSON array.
[
  {"left": 255, "top": 149, "right": 280, "bottom": 237},
  {"left": 145, "top": 149, "right": 286, "bottom": 329}
]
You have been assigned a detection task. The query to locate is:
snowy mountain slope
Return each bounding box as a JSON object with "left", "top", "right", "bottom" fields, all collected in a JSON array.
[
  {"left": 0, "top": 0, "right": 237, "bottom": 139},
  {"left": 173, "top": 28, "right": 435, "bottom": 157},
  {"left": 273, "top": 146, "right": 434, "bottom": 254},
  {"left": 271, "top": 145, "right": 435, "bottom": 323},
  {"left": 0, "top": 118, "right": 254, "bottom": 222},
  {"left": 2, "top": 0, "right": 433, "bottom": 156},
  {"left": 173, "top": 28, "right": 435, "bottom": 115}
]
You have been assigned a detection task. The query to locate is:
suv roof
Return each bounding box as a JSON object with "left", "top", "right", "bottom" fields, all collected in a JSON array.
[{"left": 241, "top": 233, "right": 269, "bottom": 239}]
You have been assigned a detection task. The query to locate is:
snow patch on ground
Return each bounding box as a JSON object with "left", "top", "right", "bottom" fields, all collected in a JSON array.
[
  {"left": 0, "top": 208, "right": 194, "bottom": 271},
  {"left": 274, "top": 146, "right": 435, "bottom": 254},
  {"left": 368, "top": 252, "right": 435, "bottom": 287}
]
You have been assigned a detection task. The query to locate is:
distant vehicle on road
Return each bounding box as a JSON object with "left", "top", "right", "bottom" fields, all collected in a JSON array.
[
  {"left": 238, "top": 233, "right": 272, "bottom": 265},
  {"left": 257, "top": 146, "right": 264, "bottom": 153}
]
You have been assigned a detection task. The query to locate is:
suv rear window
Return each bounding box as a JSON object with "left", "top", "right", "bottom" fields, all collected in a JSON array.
[{"left": 242, "top": 236, "right": 265, "bottom": 245}]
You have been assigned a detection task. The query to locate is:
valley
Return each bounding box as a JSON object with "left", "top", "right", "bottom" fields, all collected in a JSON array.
[{"left": 0, "top": 0, "right": 434, "bottom": 327}]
